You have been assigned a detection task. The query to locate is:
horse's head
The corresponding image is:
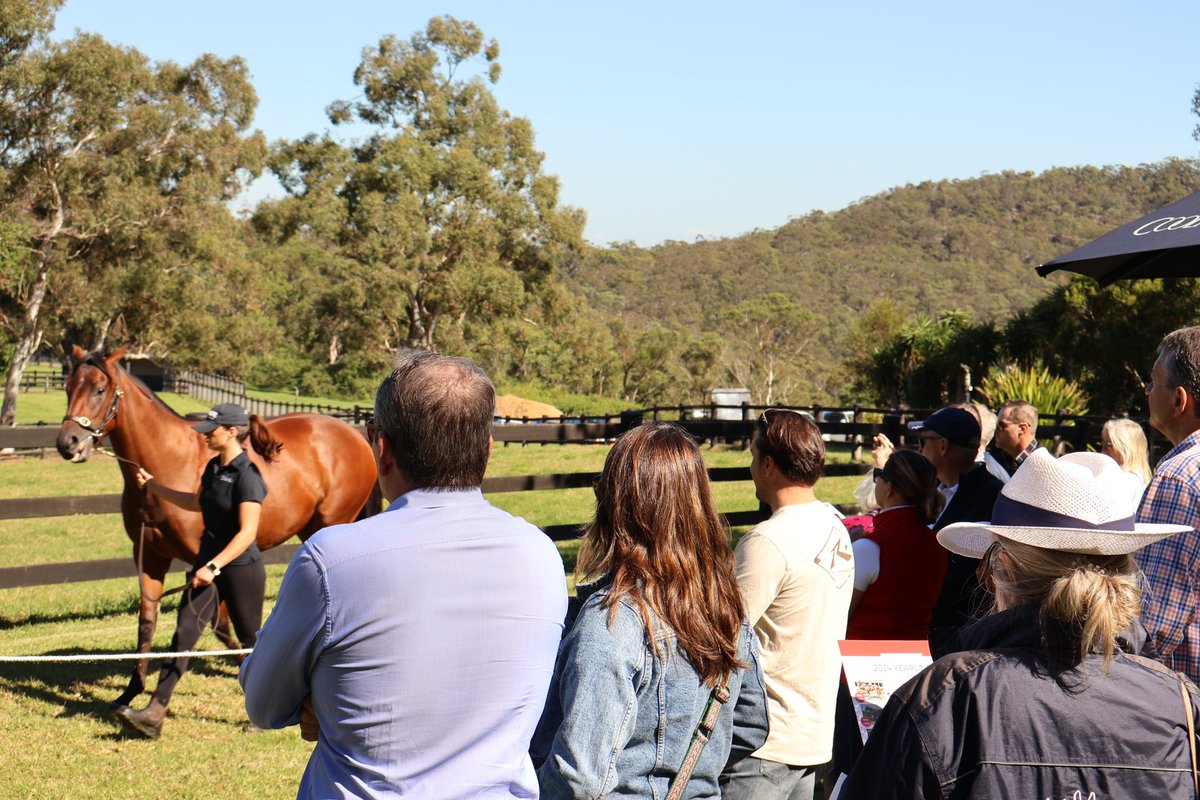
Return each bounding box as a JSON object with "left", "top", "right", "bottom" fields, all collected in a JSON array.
[{"left": 57, "top": 344, "right": 127, "bottom": 462}]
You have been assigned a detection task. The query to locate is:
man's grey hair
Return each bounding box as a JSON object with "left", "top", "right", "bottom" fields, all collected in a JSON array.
[
  {"left": 999, "top": 399, "right": 1038, "bottom": 435},
  {"left": 1159, "top": 326, "right": 1200, "bottom": 417},
  {"left": 374, "top": 351, "right": 496, "bottom": 488}
]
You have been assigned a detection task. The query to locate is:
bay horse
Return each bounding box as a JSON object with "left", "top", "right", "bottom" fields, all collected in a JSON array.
[{"left": 55, "top": 345, "right": 380, "bottom": 709}]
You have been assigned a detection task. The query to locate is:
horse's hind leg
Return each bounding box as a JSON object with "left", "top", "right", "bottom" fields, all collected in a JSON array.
[{"left": 210, "top": 600, "right": 245, "bottom": 665}]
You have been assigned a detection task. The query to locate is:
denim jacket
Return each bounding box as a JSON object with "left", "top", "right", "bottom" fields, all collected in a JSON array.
[{"left": 535, "top": 584, "right": 769, "bottom": 799}]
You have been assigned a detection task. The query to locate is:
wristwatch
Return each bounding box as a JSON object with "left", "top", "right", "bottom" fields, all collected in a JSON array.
[{"left": 206, "top": 561, "right": 221, "bottom": 576}]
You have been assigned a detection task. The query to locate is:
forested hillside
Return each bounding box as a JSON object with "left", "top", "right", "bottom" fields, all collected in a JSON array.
[{"left": 569, "top": 158, "right": 1200, "bottom": 405}]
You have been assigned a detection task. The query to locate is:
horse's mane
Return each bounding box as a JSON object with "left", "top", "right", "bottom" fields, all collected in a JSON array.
[{"left": 82, "top": 350, "right": 186, "bottom": 421}]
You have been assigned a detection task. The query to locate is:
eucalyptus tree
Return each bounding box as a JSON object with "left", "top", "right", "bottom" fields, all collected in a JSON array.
[
  {"left": 271, "top": 15, "right": 585, "bottom": 359},
  {"left": 719, "top": 292, "right": 819, "bottom": 405},
  {"left": 0, "top": 2, "right": 265, "bottom": 423}
]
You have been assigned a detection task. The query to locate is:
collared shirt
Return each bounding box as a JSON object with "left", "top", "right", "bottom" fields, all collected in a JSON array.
[
  {"left": 240, "top": 487, "right": 568, "bottom": 800},
  {"left": 1136, "top": 429, "right": 1200, "bottom": 682},
  {"left": 198, "top": 451, "right": 266, "bottom": 566},
  {"left": 936, "top": 483, "right": 959, "bottom": 519},
  {"left": 1011, "top": 439, "right": 1043, "bottom": 471}
]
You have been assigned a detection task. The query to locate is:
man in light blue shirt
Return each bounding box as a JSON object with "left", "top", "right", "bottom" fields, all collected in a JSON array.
[{"left": 240, "top": 352, "right": 568, "bottom": 799}]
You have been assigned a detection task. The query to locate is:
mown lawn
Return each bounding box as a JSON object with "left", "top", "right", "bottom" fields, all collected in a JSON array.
[{"left": 13, "top": 388, "right": 211, "bottom": 426}]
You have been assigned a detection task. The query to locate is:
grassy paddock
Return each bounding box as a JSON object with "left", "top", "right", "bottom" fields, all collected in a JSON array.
[
  {"left": 0, "top": 439, "right": 866, "bottom": 799},
  {"left": 12, "top": 389, "right": 211, "bottom": 426},
  {"left": 0, "top": 566, "right": 313, "bottom": 798}
]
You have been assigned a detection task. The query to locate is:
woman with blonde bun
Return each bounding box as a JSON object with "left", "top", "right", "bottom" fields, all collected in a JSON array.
[{"left": 841, "top": 449, "right": 1199, "bottom": 799}]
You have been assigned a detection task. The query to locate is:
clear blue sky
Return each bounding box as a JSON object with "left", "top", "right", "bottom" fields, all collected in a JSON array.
[{"left": 53, "top": 1, "right": 1200, "bottom": 247}]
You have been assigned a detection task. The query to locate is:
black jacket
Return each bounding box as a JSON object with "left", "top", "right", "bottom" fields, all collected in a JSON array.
[
  {"left": 929, "top": 464, "right": 1004, "bottom": 654},
  {"left": 840, "top": 606, "right": 1200, "bottom": 799}
]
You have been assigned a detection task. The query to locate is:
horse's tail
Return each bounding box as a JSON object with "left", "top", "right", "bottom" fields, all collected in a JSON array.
[{"left": 356, "top": 481, "right": 384, "bottom": 520}]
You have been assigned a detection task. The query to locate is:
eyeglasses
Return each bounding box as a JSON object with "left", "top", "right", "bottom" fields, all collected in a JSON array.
[
  {"left": 872, "top": 467, "right": 889, "bottom": 482},
  {"left": 364, "top": 414, "right": 380, "bottom": 443},
  {"left": 918, "top": 434, "right": 944, "bottom": 447}
]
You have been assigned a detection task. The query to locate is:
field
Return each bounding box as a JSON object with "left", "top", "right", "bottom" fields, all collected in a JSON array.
[{"left": 0, "top": 390, "right": 864, "bottom": 798}]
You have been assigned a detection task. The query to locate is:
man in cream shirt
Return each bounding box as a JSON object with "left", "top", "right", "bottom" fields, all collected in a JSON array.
[{"left": 721, "top": 409, "right": 854, "bottom": 800}]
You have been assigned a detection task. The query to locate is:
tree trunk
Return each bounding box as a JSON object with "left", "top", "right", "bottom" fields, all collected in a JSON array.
[
  {"left": 1, "top": 181, "right": 63, "bottom": 427},
  {"left": 95, "top": 317, "right": 111, "bottom": 352},
  {"left": 1, "top": 255, "right": 51, "bottom": 426},
  {"left": 405, "top": 295, "right": 429, "bottom": 350},
  {"left": 328, "top": 332, "right": 341, "bottom": 365}
]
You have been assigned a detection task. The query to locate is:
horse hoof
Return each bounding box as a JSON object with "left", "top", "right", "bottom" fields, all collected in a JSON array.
[{"left": 105, "top": 702, "right": 130, "bottom": 720}]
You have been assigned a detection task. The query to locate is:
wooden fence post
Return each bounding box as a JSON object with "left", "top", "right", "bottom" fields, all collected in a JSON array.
[{"left": 852, "top": 404, "right": 863, "bottom": 461}]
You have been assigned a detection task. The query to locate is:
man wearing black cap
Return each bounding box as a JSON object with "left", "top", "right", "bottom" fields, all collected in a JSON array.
[{"left": 908, "top": 407, "right": 1004, "bottom": 655}]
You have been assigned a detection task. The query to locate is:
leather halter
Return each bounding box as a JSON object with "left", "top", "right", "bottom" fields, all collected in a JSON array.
[{"left": 62, "top": 357, "right": 124, "bottom": 439}]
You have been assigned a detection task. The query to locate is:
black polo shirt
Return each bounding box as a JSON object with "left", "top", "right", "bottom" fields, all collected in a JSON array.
[{"left": 198, "top": 451, "right": 267, "bottom": 567}]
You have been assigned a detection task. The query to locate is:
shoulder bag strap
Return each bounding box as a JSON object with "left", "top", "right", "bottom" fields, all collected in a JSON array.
[
  {"left": 1180, "top": 677, "right": 1199, "bottom": 800},
  {"left": 665, "top": 679, "right": 731, "bottom": 800}
]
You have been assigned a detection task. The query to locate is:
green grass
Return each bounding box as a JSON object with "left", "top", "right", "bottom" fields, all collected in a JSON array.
[
  {"left": 13, "top": 389, "right": 212, "bottom": 425},
  {"left": 0, "top": 565, "right": 313, "bottom": 799}
]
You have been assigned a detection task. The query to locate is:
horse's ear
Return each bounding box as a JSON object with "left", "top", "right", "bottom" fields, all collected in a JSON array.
[
  {"left": 107, "top": 344, "right": 128, "bottom": 364},
  {"left": 70, "top": 344, "right": 87, "bottom": 363}
]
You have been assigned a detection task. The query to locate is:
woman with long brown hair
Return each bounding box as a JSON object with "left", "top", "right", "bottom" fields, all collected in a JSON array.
[
  {"left": 114, "top": 402, "right": 281, "bottom": 739},
  {"left": 535, "top": 422, "right": 768, "bottom": 798}
]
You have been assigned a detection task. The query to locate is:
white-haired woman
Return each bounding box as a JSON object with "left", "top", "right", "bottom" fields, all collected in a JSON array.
[
  {"left": 1100, "top": 418, "right": 1152, "bottom": 513},
  {"left": 841, "top": 449, "right": 1198, "bottom": 799}
]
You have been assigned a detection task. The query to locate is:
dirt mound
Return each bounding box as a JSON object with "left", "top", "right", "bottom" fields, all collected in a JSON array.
[{"left": 495, "top": 394, "right": 563, "bottom": 420}]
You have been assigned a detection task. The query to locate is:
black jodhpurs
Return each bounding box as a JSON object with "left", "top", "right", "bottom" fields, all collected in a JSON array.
[{"left": 152, "top": 558, "right": 266, "bottom": 706}]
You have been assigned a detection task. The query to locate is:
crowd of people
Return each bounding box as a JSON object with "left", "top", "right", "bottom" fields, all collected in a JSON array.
[{"left": 107, "top": 326, "right": 1200, "bottom": 800}]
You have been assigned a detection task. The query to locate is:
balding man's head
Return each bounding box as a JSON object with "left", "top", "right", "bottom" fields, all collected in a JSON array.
[{"left": 374, "top": 352, "right": 495, "bottom": 488}]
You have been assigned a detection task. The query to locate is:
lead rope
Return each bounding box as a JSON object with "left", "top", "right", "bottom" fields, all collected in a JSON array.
[
  {"left": 92, "top": 448, "right": 161, "bottom": 606},
  {"left": 94, "top": 449, "right": 210, "bottom": 614},
  {"left": 78, "top": 381, "right": 222, "bottom": 651}
]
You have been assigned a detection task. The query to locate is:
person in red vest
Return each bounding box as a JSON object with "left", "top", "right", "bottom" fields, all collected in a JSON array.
[
  {"left": 847, "top": 448, "right": 948, "bottom": 640},
  {"left": 829, "top": 448, "right": 948, "bottom": 790}
]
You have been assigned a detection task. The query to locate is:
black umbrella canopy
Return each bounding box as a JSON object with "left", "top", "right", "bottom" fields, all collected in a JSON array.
[{"left": 1037, "top": 189, "right": 1200, "bottom": 286}]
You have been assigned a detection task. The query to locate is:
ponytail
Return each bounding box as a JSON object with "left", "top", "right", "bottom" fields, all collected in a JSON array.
[
  {"left": 1041, "top": 560, "right": 1140, "bottom": 669},
  {"left": 883, "top": 449, "right": 944, "bottom": 525},
  {"left": 993, "top": 537, "right": 1140, "bottom": 671},
  {"left": 245, "top": 414, "right": 283, "bottom": 463}
]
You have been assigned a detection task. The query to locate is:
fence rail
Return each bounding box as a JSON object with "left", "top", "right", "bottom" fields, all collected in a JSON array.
[
  {"left": 0, "top": 406, "right": 1166, "bottom": 591},
  {"left": 17, "top": 373, "right": 64, "bottom": 392},
  {"left": 170, "top": 370, "right": 364, "bottom": 421}
]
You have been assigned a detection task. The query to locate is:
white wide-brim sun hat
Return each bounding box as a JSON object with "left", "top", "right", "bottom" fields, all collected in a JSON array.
[{"left": 937, "top": 449, "right": 1191, "bottom": 558}]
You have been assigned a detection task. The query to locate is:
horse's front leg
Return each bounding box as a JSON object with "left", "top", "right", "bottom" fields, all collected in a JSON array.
[{"left": 108, "top": 552, "right": 169, "bottom": 713}]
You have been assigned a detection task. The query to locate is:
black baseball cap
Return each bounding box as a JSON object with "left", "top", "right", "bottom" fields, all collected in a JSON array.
[
  {"left": 192, "top": 402, "right": 250, "bottom": 433},
  {"left": 907, "top": 407, "right": 980, "bottom": 449}
]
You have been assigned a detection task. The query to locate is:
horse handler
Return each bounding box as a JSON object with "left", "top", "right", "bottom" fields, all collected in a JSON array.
[{"left": 113, "top": 402, "right": 279, "bottom": 739}]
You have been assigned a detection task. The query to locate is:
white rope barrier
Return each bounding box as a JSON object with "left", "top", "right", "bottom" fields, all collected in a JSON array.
[{"left": 0, "top": 647, "right": 252, "bottom": 663}]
